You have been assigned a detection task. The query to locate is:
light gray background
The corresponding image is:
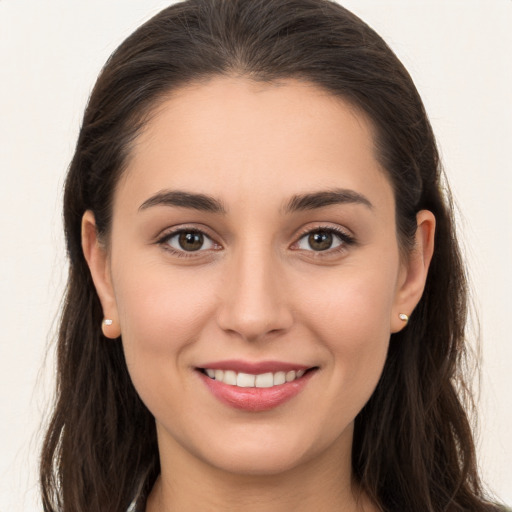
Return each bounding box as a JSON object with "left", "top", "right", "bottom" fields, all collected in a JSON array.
[{"left": 1, "top": 1, "right": 511, "bottom": 510}]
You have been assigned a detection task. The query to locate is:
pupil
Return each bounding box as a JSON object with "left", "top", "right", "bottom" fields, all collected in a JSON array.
[
  {"left": 309, "top": 231, "right": 332, "bottom": 251},
  {"left": 179, "top": 232, "right": 203, "bottom": 251}
]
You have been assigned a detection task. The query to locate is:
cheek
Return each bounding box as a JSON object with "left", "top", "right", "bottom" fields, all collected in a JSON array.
[
  {"left": 298, "top": 259, "right": 398, "bottom": 341},
  {"left": 294, "top": 258, "right": 399, "bottom": 397},
  {"left": 112, "top": 260, "right": 218, "bottom": 384},
  {"left": 111, "top": 261, "right": 227, "bottom": 427}
]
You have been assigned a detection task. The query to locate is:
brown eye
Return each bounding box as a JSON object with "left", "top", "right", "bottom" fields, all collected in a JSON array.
[
  {"left": 178, "top": 231, "right": 204, "bottom": 251},
  {"left": 294, "top": 228, "right": 353, "bottom": 253},
  {"left": 163, "top": 230, "right": 216, "bottom": 253},
  {"left": 308, "top": 231, "right": 333, "bottom": 251}
]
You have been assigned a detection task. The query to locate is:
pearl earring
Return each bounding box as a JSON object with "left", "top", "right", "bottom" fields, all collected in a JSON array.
[{"left": 398, "top": 313, "right": 409, "bottom": 325}]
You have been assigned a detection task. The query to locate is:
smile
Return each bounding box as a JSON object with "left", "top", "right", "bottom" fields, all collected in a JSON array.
[
  {"left": 202, "top": 368, "right": 306, "bottom": 388},
  {"left": 197, "top": 362, "right": 318, "bottom": 412}
]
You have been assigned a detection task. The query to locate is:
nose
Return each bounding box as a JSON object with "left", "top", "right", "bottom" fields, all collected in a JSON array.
[{"left": 216, "top": 246, "right": 294, "bottom": 343}]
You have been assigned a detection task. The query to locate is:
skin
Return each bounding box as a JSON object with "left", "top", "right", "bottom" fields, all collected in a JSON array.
[{"left": 82, "top": 77, "right": 435, "bottom": 512}]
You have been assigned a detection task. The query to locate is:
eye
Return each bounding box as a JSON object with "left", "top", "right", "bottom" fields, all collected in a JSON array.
[
  {"left": 162, "top": 229, "right": 217, "bottom": 253},
  {"left": 294, "top": 228, "right": 354, "bottom": 252}
]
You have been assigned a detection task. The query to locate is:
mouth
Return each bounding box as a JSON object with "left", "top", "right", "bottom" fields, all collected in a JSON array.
[
  {"left": 198, "top": 367, "right": 317, "bottom": 388},
  {"left": 196, "top": 362, "right": 319, "bottom": 412}
]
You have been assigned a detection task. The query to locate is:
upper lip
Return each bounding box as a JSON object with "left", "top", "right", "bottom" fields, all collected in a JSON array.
[{"left": 197, "top": 359, "right": 314, "bottom": 374}]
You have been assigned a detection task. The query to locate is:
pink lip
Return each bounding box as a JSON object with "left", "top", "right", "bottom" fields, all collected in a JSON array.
[
  {"left": 197, "top": 359, "right": 311, "bottom": 374},
  {"left": 197, "top": 365, "right": 317, "bottom": 412}
]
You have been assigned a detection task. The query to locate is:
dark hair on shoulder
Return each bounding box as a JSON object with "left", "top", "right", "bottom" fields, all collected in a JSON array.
[{"left": 40, "top": 1, "right": 501, "bottom": 511}]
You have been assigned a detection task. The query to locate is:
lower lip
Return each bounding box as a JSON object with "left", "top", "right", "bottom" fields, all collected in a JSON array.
[{"left": 198, "top": 369, "right": 316, "bottom": 412}]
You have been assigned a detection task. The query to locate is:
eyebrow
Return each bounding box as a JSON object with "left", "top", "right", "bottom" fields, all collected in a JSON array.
[
  {"left": 284, "top": 188, "right": 373, "bottom": 213},
  {"left": 138, "top": 190, "right": 227, "bottom": 214},
  {"left": 138, "top": 187, "right": 373, "bottom": 215}
]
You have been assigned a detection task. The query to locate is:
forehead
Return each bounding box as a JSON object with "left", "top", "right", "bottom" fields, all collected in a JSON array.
[{"left": 117, "top": 76, "right": 393, "bottom": 215}]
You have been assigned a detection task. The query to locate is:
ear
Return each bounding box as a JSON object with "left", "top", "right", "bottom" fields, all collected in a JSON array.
[
  {"left": 81, "top": 210, "right": 121, "bottom": 339},
  {"left": 391, "top": 210, "right": 436, "bottom": 333}
]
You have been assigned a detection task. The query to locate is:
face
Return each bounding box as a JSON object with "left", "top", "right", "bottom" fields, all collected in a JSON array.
[{"left": 85, "top": 77, "right": 432, "bottom": 477}]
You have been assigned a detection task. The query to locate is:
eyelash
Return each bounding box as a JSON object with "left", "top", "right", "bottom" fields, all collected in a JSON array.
[
  {"left": 156, "top": 225, "right": 356, "bottom": 258},
  {"left": 156, "top": 227, "right": 220, "bottom": 259},
  {"left": 292, "top": 225, "right": 356, "bottom": 255}
]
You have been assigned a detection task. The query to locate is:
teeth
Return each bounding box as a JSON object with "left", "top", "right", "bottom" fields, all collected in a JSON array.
[
  {"left": 224, "top": 370, "right": 237, "bottom": 385},
  {"left": 286, "top": 370, "right": 296, "bottom": 382},
  {"left": 255, "top": 372, "right": 273, "bottom": 388},
  {"left": 273, "top": 371, "right": 286, "bottom": 385},
  {"left": 203, "top": 368, "right": 309, "bottom": 387},
  {"left": 237, "top": 372, "right": 255, "bottom": 387}
]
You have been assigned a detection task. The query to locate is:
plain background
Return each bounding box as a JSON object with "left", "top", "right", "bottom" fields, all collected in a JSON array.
[{"left": 0, "top": 1, "right": 511, "bottom": 510}]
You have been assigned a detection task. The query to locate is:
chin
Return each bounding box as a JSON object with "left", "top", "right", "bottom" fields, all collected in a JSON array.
[
  {"left": 202, "top": 444, "right": 311, "bottom": 477},
  {"left": 184, "top": 422, "right": 348, "bottom": 478}
]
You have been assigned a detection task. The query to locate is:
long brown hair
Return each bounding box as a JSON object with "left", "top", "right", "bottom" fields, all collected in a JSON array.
[{"left": 40, "top": 1, "right": 501, "bottom": 510}]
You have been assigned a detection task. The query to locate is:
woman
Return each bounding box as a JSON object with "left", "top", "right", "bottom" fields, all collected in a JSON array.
[{"left": 39, "top": 0, "right": 505, "bottom": 510}]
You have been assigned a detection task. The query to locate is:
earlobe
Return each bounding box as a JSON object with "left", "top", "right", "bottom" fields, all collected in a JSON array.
[
  {"left": 101, "top": 317, "right": 121, "bottom": 339},
  {"left": 81, "top": 211, "right": 121, "bottom": 339},
  {"left": 391, "top": 210, "right": 436, "bottom": 333}
]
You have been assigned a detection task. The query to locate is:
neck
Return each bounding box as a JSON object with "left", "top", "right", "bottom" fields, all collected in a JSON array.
[{"left": 145, "top": 427, "right": 375, "bottom": 512}]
